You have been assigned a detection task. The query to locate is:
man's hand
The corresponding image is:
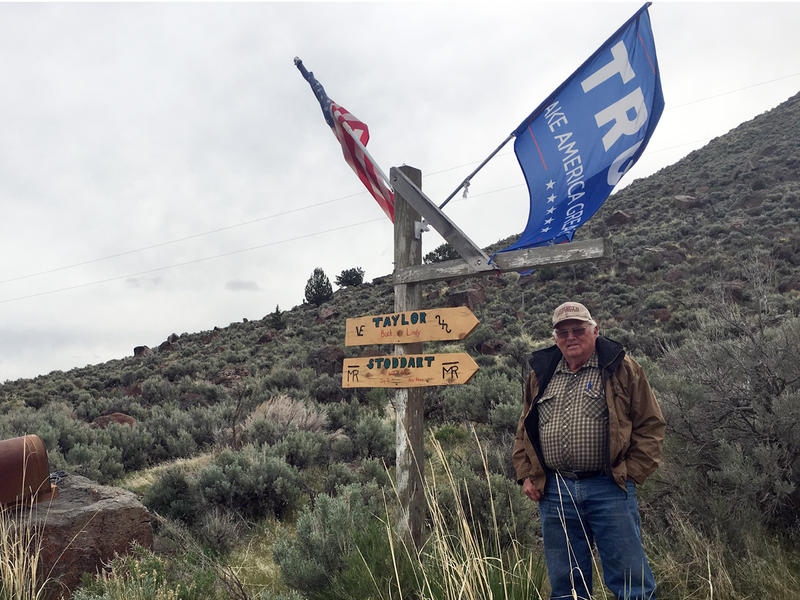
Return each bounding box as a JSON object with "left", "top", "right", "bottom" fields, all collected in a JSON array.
[{"left": 522, "top": 477, "right": 542, "bottom": 501}]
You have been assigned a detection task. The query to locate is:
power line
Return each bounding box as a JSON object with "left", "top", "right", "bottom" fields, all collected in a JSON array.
[
  {"left": 0, "top": 217, "right": 382, "bottom": 305},
  {"left": 0, "top": 190, "right": 365, "bottom": 285},
  {"left": 4, "top": 72, "right": 798, "bottom": 290},
  {"left": 669, "top": 72, "right": 800, "bottom": 110}
]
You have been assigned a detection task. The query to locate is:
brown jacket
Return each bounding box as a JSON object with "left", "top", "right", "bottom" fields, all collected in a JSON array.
[{"left": 512, "top": 336, "right": 665, "bottom": 492}]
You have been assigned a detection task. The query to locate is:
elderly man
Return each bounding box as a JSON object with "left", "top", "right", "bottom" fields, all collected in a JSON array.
[{"left": 512, "top": 301, "right": 665, "bottom": 600}]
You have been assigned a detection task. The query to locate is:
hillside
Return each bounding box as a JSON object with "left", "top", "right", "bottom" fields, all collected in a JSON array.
[{"left": 1, "top": 91, "right": 799, "bottom": 599}]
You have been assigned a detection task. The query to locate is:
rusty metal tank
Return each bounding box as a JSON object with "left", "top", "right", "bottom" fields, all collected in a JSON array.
[{"left": 0, "top": 434, "right": 59, "bottom": 507}]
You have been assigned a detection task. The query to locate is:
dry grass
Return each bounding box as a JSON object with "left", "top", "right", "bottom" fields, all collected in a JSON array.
[
  {"left": 0, "top": 499, "right": 50, "bottom": 600},
  {"left": 115, "top": 453, "right": 214, "bottom": 496},
  {"left": 376, "top": 431, "right": 546, "bottom": 600},
  {"left": 246, "top": 394, "right": 328, "bottom": 433}
]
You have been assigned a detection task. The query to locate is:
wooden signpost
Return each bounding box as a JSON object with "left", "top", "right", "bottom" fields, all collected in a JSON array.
[
  {"left": 341, "top": 352, "right": 479, "bottom": 388},
  {"left": 344, "top": 307, "right": 479, "bottom": 346},
  {"left": 340, "top": 165, "right": 610, "bottom": 551}
]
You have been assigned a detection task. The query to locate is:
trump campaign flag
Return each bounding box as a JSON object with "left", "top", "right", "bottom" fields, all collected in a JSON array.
[
  {"left": 294, "top": 58, "right": 395, "bottom": 222},
  {"left": 498, "top": 3, "right": 663, "bottom": 254}
]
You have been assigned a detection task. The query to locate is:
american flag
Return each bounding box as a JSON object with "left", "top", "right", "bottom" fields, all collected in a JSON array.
[{"left": 295, "top": 58, "right": 394, "bottom": 222}]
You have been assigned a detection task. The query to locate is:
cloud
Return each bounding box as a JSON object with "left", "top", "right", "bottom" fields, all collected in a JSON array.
[{"left": 225, "top": 280, "right": 261, "bottom": 292}]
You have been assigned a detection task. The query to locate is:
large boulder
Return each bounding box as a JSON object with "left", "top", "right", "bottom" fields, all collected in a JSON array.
[
  {"left": 37, "top": 474, "right": 153, "bottom": 598},
  {"left": 445, "top": 284, "right": 486, "bottom": 310}
]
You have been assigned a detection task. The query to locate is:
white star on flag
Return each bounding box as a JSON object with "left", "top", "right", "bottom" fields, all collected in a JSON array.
[
  {"left": 540, "top": 226, "right": 550, "bottom": 232},
  {"left": 546, "top": 180, "right": 555, "bottom": 190},
  {"left": 546, "top": 206, "right": 556, "bottom": 214},
  {"left": 547, "top": 194, "right": 556, "bottom": 203},
  {"left": 544, "top": 218, "right": 553, "bottom": 224}
]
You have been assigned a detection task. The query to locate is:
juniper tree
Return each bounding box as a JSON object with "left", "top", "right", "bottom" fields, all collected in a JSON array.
[
  {"left": 304, "top": 268, "right": 333, "bottom": 306},
  {"left": 335, "top": 267, "right": 365, "bottom": 287}
]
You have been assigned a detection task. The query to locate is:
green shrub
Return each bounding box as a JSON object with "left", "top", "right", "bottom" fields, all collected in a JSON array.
[
  {"left": 107, "top": 422, "right": 155, "bottom": 471},
  {"left": 351, "top": 415, "right": 394, "bottom": 462},
  {"left": 197, "top": 445, "right": 301, "bottom": 519},
  {"left": 143, "top": 467, "right": 205, "bottom": 526},
  {"left": 272, "top": 485, "right": 383, "bottom": 597},
  {"left": 321, "top": 462, "right": 359, "bottom": 496},
  {"left": 246, "top": 418, "right": 281, "bottom": 447},
  {"left": 433, "top": 424, "right": 469, "bottom": 447},
  {"left": 329, "top": 434, "right": 354, "bottom": 462},
  {"left": 140, "top": 376, "right": 180, "bottom": 406},
  {"left": 440, "top": 371, "right": 517, "bottom": 424},
  {"left": 653, "top": 267, "right": 800, "bottom": 544},
  {"left": 72, "top": 542, "right": 215, "bottom": 600},
  {"left": 66, "top": 442, "right": 124, "bottom": 483},
  {"left": 309, "top": 374, "right": 341, "bottom": 403},
  {"left": 488, "top": 402, "right": 521, "bottom": 437},
  {"left": 268, "top": 429, "right": 330, "bottom": 469}
]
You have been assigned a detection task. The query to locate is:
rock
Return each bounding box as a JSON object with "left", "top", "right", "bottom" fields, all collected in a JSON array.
[
  {"left": 673, "top": 194, "right": 702, "bottom": 209},
  {"left": 256, "top": 329, "right": 278, "bottom": 344},
  {"left": 663, "top": 269, "right": 687, "bottom": 283},
  {"left": 167, "top": 333, "right": 179, "bottom": 344},
  {"left": 307, "top": 345, "right": 345, "bottom": 375},
  {"left": 132, "top": 346, "right": 151, "bottom": 358},
  {"left": 478, "top": 339, "right": 507, "bottom": 355},
  {"left": 158, "top": 340, "right": 174, "bottom": 352},
  {"left": 214, "top": 366, "right": 251, "bottom": 387},
  {"left": 606, "top": 210, "right": 634, "bottom": 226},
  {"left": 92, "top": 413, "right": 137, "bottom": 429},
  {"left": 36, "top": 474, "right": 153, "bottom": 598},
  {"left": 653, "top": 308, "right": 672, "bottom": 322},
  {"left": 317, "top": 306, "right": 338, "bottom": 322},
  {"left": 445, "top": 284, "right": 486, "bottom": 310}
]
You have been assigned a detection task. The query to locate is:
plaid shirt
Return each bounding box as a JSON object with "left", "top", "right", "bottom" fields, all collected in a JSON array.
[{"left": 537, "top": 352, "right": 608, "bottom": 471}]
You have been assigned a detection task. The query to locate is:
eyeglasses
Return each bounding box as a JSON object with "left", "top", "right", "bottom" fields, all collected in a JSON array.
[{"left": 554, "top": 326, "right": 590, "bottom": 339}]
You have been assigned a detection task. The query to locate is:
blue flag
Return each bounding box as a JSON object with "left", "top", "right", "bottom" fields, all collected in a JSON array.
[{"left": 497, "top": 3, "right": 663, "bottom": 255}]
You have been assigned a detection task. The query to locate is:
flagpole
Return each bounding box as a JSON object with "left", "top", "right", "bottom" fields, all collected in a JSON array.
[
  {"left": 439, "top": 132, "right": 515, "bottom": 210},
  {"left": 294, "top": 57, "right": 393, "bottom": 191},
  {"left": 337, "top": 118, "right": 393, "bottom": 190}
]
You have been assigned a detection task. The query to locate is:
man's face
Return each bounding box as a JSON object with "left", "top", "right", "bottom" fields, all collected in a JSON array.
[{"left": 554, "top": 319, "right": 598, "bottom": 366}]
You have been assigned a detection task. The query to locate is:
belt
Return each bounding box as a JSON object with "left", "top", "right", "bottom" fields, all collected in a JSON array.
[{"left": 555, "top": 470, "right": 602, "bottom": 480}]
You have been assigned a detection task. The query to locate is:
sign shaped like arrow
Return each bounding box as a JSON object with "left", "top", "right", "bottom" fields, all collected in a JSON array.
[
  {"left": 341, "top": 352, "right": 479, "bottom": 388},
  {"left": 345, "top": 307, "right": 479, "bottom": 346}
]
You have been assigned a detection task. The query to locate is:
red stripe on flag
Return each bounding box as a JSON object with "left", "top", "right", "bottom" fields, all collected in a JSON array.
[
  {"left": 331, "top": 103, "right": 394, "bottom": 222},
  {"left": 638, "top": 33, "right": 656, "bottom": 75},
  {"left": 528, "top": 126, "right": 548, "bottom": 170}
]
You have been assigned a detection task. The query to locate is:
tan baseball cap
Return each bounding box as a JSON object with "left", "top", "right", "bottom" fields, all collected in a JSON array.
[{"left": 552, "top": 301, "right": 594, "bottom": 326}]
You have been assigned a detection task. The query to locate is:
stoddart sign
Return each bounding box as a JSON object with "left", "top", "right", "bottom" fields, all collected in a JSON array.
[
  {"left": 344, "top": 307, "right": 479, "bottom": 346},
  {"left": 341, "top": 352, "right": 479, "bottom": 388}
]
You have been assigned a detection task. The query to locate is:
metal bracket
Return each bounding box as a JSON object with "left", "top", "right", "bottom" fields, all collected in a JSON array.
[
  {"left": 391, "top": 167, "right": 494, "bottom": 273},
  {"left": 414, "top": 219, "right": 429, "bottom": 240}
]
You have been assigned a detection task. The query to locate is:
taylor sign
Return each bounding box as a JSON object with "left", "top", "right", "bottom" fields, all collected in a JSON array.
[
  {"left": 344, "top": 307, "right": 479, "bottom": 346},
  {"left": 341, "top": 352, "right": 479, "bottom": 388}
]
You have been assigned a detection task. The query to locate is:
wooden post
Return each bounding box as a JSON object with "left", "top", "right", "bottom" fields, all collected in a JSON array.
[{"left": 393, "top": 165, "right": 424, "bottom": 549}]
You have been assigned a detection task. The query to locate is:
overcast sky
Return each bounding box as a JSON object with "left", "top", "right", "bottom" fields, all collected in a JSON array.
[{"left": 1, "top": 1, "right": 798, "bottom": 382}]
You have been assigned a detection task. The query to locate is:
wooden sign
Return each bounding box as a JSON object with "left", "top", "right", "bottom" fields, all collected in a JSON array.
[
  {"left": 341, "top": 352, "right": 479, "bottom": 388},
  {"left": 345, "top": 307, "right": 479, "bottom": 346}
]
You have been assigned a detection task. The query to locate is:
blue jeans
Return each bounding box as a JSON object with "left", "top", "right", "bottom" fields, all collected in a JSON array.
[{"left": 538, "top": 473, "right": 656, "bottom": 600}]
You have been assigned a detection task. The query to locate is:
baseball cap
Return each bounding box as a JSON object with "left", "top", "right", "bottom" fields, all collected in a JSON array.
[{"left": 552, "top": 301, "right": 594, "bottom": 326}]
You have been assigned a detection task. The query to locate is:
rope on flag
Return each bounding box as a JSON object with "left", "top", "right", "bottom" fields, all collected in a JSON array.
[{"left": 294, "top": 58, "right": 395, "bottom": 222}]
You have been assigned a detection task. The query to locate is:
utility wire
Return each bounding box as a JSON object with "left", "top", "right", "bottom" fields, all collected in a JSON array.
[
  {"left": 0, "top": 218, "right": 382, "bottom": 305},
  {"left": 0, "top": 190, "right": 365, "bottom": 285},
  {"left": 4, "top": 72, "right": 798, "bottom": 290}
]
